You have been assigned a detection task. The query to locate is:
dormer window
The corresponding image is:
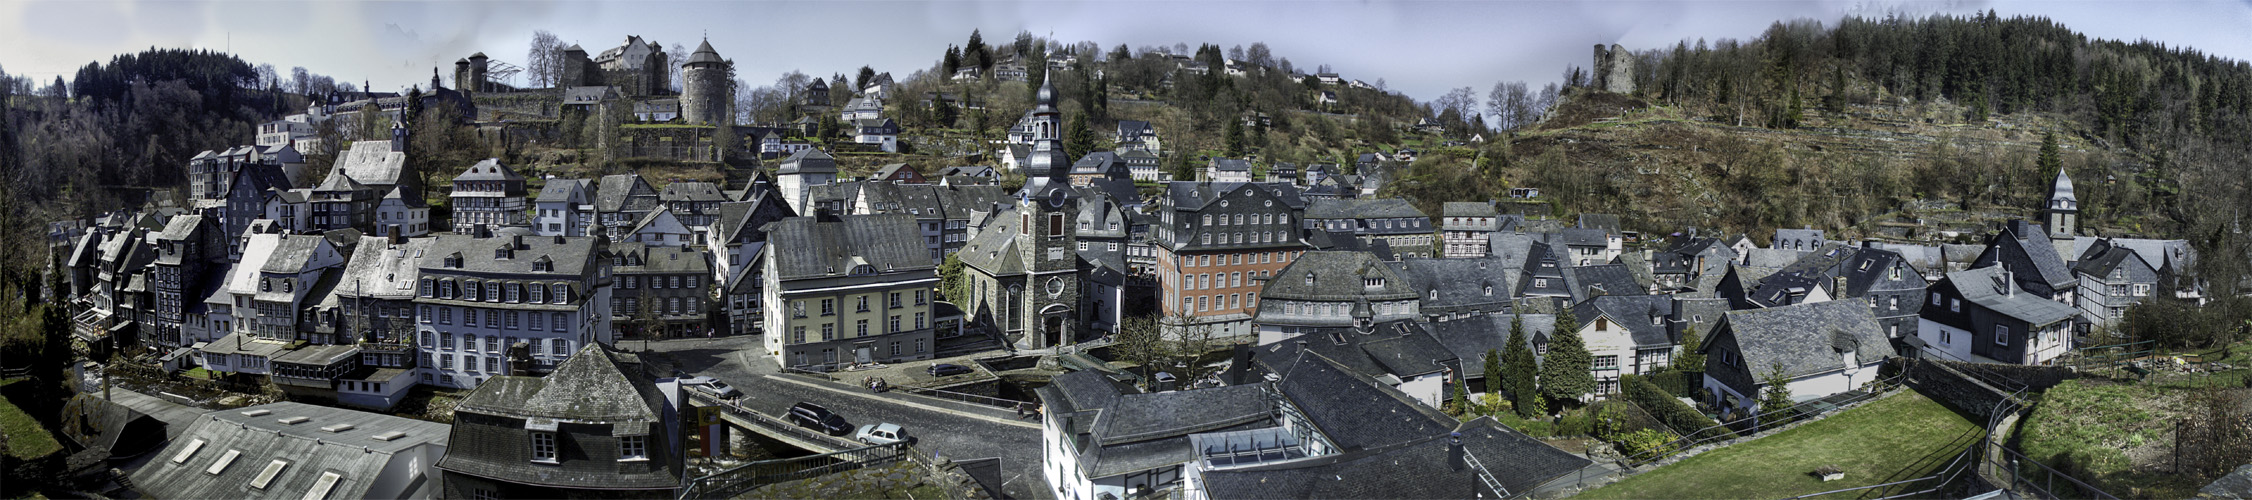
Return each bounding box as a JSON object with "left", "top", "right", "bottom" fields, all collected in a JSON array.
[
  {"left": 446, "top": 253, "right": 464, "bottom": 268},
  {"left": 1484, "top": 285, "right": 1494, "bottom": 296},
  {"left": 1304, "top": 273, "right": 1315, "bottom": 286},
  {"left": 1363, "top": 277, "right": 1385, "bottom": 288}
]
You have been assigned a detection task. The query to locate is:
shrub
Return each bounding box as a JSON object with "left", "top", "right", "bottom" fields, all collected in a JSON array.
[
  {"left": 1625, "top": 375, "right": 1735, "bottom": 441},
  {"left": 1555, "top": 408, "right": 1593, "bottom": 436},
  {"left": 1646, "top": 369, "right": 1693, "bottom": 397},
  {"left": 1615, "top": 428, "right": 1681, "bottom": 458}
]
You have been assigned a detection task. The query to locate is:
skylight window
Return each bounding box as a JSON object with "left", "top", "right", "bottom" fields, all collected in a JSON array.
[
  {"left": 252, "top": 460, "right": 290, "bottom": 489},
  {"left": 172, "top": 438, "right": 206, "bottom": 464},
  {"left": 206, "top": 449, "right": 242, "bottom": 475},
  {"left": 302, "top": 471, "right": 342, "bottom": 500}
]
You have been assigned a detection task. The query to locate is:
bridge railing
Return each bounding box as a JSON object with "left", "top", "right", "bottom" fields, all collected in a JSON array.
[
  {"left": 678, "top": 441, "right": 907, "bottom": 499},
  {"left": 896, "top": 386, "right": 1034, "bottom": 410},
  {"left": 688, "top": 392, "right": 859, "bottom": 451}
]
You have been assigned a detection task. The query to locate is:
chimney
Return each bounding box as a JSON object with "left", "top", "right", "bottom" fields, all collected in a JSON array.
[
  {"left": 1997, "top": 268, "right": 2014, "bottom": 296},
  {"left": 512, "top": 234, "right": 525, "bottom": 250},
  {"left": 388, "top": 225, "right": 403, "bottom": 244},
  {"left": 1447, "top": 431, "right": 1466, "bottom": 472}
]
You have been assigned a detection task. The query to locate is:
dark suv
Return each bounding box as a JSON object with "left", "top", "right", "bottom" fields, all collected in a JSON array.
[{"left": 786, "top": 402, "right": 851, "bottom": 435}]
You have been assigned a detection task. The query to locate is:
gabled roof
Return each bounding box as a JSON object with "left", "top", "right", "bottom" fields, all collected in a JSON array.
[
  {"left": 659, "top": 181, "right": 726, "bottom": 203},
  {"left": 332, "top": 141, "right": 406, "bottom": 187},
  {"left": 1306, "top": 198, "right": 1426, "bottom": 220},
  {"left": 1941, "top": 266, "right": 2078, "bottom": 326},
  {"left": 1268, "top": 351, "right": 1460, "bottom": 453},
  {"left": 1264, "top": 251, "right": 1416, "bottom": 301},
  {"left": 381, "top": 185, "right": 428, "bottom": 208},
  {"left": 1033, "top": 371, "right": 1273, "bottom": 479},
  {"left": 595, "top": 174, "right": 659, "bottom": 213},
  {"left": 534, "top": 178, "right": 593, "bottom": 204},
  {"left": 1569, "top": 294, "right": 1676, "bottom": 347},
  {"left": 1423, "top": 314, "right": 1556, "bottom": 367},
  {"left": 1709, "top": 299, "right": 1896, "bottom": 380},
  {"left": 132, "top": 402, "right": 447, "bottom": 500},
  {"left": 1392, "top": 256, "right": 1513, "bottom": 311},
  {"left": 451, "top": 158, "right": 523, "bottom": 183},
  {"left": 1565, "top": 263, "right": 1643, "bottom": 301},
  {"left": 1441, "top": 201, "right": 1497, "bottom": 218},
  {"left": 1194, "top": 416, "right": 1588, "bottom": 500},
  {"left": 778, "top": 148, "right": 838, "bottom": 174},
  {"left": 956, "top": 207, "right": 1026, "bottom": 277},
  {"left": 760, "top": 214, "right": 931, "bottom": 281},
  {"left": 339, "top": 236, "right": 433, "bottom": 300},
  {"left": 1978, "top": 221, "right": 2074, "bottom": 292},
  {"left": 1209, "top": 158, "right": 1252, "bottom": 172},
  {"left": 443, "top": 345, "right": 678, "bottom": 489}
]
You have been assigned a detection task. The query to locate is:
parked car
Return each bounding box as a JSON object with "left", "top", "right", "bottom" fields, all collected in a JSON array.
[
  {"left": 678, "top": 376, "right": 741, "bottom": 399},
  {"left": 698, "top": 380, "right": 741, "bottom": 399},
  {"left": 787, "top": 402, "right": 851, "bottom": 435},
  {"left": 854, "top": 423, "right": 911, "bottom": 445},
  {"left": 927, "top": 363, "right": 973, "bottom": 377}
]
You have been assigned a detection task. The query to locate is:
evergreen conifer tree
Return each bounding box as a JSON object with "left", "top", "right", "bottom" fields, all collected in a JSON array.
[
  {"left": 1503, "top": 314, "right": 1541, "bottom": 416},
  {"left": 1539, "top": 308, "right": 1595, "bottom": 404}
]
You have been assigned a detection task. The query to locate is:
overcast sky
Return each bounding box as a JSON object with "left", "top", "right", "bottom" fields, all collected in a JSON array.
[{"left": 4, "top": 0, "right": 2249, "bottom": 105}]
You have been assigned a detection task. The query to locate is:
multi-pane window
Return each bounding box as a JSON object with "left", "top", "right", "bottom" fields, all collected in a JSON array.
[
  {"left": 531, "top": 432, "right": 557, "bottom": 463},
  {"left": 619, "top": 435, "right": 647, "bottom": 460}
]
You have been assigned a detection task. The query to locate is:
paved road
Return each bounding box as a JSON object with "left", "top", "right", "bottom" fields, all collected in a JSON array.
[{"left": 642, "top": 337, "right": 1053, "bottom": 500}]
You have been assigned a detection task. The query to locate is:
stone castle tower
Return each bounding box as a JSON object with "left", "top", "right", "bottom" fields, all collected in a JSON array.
[
  {"left": 680, "top": 40, "right": 730, "bottom": 126},
  {"left": 1016, "top": 77, "right": 1081, "bottom": 349},
  {"left": 454, "top": 52, "right": 491, "bottom": 94},
  {"left": 1592, "top": 44, "right": 1636, "bottom": 94}
]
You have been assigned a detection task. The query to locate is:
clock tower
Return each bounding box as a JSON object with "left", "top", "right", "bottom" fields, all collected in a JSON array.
[{"left": 1015, "top": 78, "right": 1081, "bottom": 349}]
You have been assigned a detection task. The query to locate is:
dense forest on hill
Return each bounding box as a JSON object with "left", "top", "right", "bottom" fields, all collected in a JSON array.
[{"left": 1387, "top": 14, "right": 2247, "bottom": 280}]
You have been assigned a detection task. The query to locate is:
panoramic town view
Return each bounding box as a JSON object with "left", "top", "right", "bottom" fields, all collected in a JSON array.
[{"left": 1, "top": 1, "right": 2250, "bottom": 499}]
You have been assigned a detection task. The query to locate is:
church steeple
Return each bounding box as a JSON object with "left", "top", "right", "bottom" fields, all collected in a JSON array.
[
  {"left": 1019, "top": 78, "right": 1073, "bottom": 202},
  {"left": 2047, "top": 168, "right": 2076, "bottom": 239}
]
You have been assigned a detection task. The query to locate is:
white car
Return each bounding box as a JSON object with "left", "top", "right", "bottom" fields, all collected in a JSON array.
[
  {"left": 854, "top": 423, "right": 911, "bottom": 445},
  {"left": 679, "top": 376, "right": 741, "bottom": 399}
]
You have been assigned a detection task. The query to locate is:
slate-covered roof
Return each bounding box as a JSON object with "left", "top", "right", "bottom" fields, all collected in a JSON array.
[
  {"left": 1710, "top": 299, "right": 1897, "bottom": 381},
  {"left": 659, "top": 181, "right": 726, "bottom": 202},
  {"left": 1393, "top": 257, "right": 1513, "bottom": 313},
  {"left": 1195, "top": 416, "right": 1589, "bottom": 500},
  {"left": 259, "top": 234, "right": 328, "bottom": 274},
  {"left": 333, "top": 140, "right": 406, "bottom": 188},
  {"left": 1942, "top": 266, "right": 2079, "bottom": 326},
  {"left": 1210, "top": 158, "right": 1251, "bottom": 172},
  {"left": 2073, "top": 238, "right": 2155, "bottom": 277},
  {"left": 1568, "top": 263, "right": 1643, "bottom": 299},
  {"left": 534, "top": 178, "right": 594, "bottom": 204},
  {"left": 684, "top": 39, "right": 724, "bottom": 65},
  {"left": 419, "top": 233, "right": 603, "bottom": 278},
  {"left": 778, "top": 148, "right": 838, "bottom": 174},
  {"left": 1033, "top": 371, "right": 1274, "bottom": 479},
  {"left": 1441, "top": 201, "right": 1497, "bottom": 218},
  {"left": 61, "top": 393, "right": 165, "bottom": 456},
  {"left": 595, "top": 174, "right": 659, "bottom": 213},
  {"left": 1268, "top": 351, "right": 1462, "bottom": 452},
  {"left": 1306, "top": 198, "right": 1426, "bottom": 220},
  {"left": 1258, "top": 320, "right": 1457, "bottom": 381},
  {"left": 760, "top": 214, "right": 931, "bottom": 281},
  {"left": 132, "top": 402, "right": 447, "bottom": 500},
  {"left": 442, "top": 345, "right": 678, "bottom": 490},
  {"left": 1263, "top": 251, "right": 1416, "bottom": 301},
  {"left": 1979, "top": 221, "right": 2075, "bottom": 293},
  {"left": 1570, "top": 294, "right": 1677, "bottom": 347},
  {"left": 1423, "top": 314, "right": 1556, "bottom": 369},
  {"left": 452, "top": 158, "right": 524, "bottom": 185}
]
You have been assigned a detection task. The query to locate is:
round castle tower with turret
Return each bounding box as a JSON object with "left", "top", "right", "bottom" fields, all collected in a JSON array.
[{"left": 681, "top": 40, "right": 730, "bottom": 126}]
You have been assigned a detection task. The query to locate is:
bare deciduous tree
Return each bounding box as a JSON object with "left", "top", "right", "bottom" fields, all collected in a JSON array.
[
  {"left": 526, "top": 30, "right": 565, "bottom": 88},
  {"left": 1487, "top": 81, "right": 1535, "bottom": 131}
]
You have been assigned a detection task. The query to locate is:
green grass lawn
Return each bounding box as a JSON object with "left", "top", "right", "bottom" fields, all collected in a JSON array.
[
  {"left": 1, "top": 380, "right": 63, "bottom": 460},
  {"left": 1578, "top": 391, "right": 1982, "bottom": 500}
]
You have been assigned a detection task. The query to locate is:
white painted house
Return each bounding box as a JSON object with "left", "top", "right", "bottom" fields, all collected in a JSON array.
[{"left": 1700, "top": 299, "right": 1894, "bottom": 420}]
